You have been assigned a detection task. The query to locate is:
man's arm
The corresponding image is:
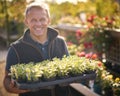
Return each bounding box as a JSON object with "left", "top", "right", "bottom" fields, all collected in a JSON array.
[
  {"left": 3, "top": 70, "right": 30, "bottom": 93},
  {"left": 3, "top": 47, "right": 30, "bottom": 94}
]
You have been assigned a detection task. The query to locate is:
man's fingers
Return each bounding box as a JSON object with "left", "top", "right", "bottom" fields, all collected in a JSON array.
[{"left": 9, "top": 79, "right": 16, "bottom": 88}]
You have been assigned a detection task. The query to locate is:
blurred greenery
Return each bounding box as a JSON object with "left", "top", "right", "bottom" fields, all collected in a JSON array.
[
  {"left": 0, "top": 0, "right": 119, "bottom": 45},
  {"left": 95, "top": 0, "right": 119, "bottom": 17},
  {"left": 0, "top": 0, "right": 26, "bottom": 45}
]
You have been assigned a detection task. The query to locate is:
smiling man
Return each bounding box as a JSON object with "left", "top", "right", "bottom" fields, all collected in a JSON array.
[
  {"left": 3, "top": 2, "right": 70, "bottom": 96},
  {"left": 24, "top": 3, "right": 50, "bottom": 44}
]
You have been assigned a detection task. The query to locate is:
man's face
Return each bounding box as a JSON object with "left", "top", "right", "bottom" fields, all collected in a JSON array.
[{"left": 25, "top": 7, "right": 50, "bottom": 37}]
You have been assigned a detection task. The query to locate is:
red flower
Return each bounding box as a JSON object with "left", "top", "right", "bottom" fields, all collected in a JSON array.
[
  {"left": 107, "top": 20, "right": 113, "bottom": 25},
  {"left": 84, "top": 42, "right": 93, "bottom": 48},
  {"left": 105, "top": 16, "right": 109, "bottom": 21},
  {"left": 88, "top": 42, "right": 93, "bottom": 48},
  {"left": 91, "top": 54, "right": 98, "bottom": 60},
  {"left": 85, "top": 52, "right": 93, "bottom": 58},
  {"left": 91, "top": 15, "right": 96, "bottom": 20},
  {"left": 84, "top": 42, "right": 89, "bottom": 48},
  {"left": 67, "top": 42, "right": 73, "bottom": 46},
  {"left": 77, "top": 51, "right": 85, "bottom": 57},
  {"left": 111, "top": 17, "right": 115, "bottom": 21},
  {"left": 97, "top": 61, "right": 102, "bottom": 67},
  {"left": 76, "top": 29, "right": 82, "bottom": 39},
  {"left": 87, "top": 15, "right": 96, "bottom": 23}
]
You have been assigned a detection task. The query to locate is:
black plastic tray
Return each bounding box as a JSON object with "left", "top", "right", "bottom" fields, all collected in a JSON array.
[{"left": 15, "top": 73, "right": 96, "bottom": 90}]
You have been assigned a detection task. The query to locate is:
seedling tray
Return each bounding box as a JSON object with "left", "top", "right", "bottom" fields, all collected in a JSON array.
[{"left": 15, "top": 73, "right": 96, "bottom": 90}]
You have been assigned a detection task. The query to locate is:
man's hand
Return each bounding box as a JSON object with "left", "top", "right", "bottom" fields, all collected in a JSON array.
[
  {"left": 3, "top": 71, "right": 30, "bottom": 94},
  {"left": 9, "top": 79, "right": 30, "bottom": 93}
]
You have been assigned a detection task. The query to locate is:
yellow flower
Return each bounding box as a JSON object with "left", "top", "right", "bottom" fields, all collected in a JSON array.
[
  {"left": 107, "top": 75, "right": 113, "bottom": 79},
  {"left": 115, "top": 78, "right": 120, "bottom": 83},
  {"left": 101, "top": 73, "right": 106, "bottom": 78}
]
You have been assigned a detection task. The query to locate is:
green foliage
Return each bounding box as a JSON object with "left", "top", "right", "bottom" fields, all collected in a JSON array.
[
  {"left": 0, "top": 0, "right": 119, "bottom": 45},
  {"left": 0, "top": 0, "right": 26, "bottom": 44},
  {"left": 49, "top": 0, "right": 120, "bottom": 25},
  {"left": 86, "top": 27, "right": 112, "bottom": 53},
  {"left": 95, "top": 0, "right": 119, "bottom": 17},
  {"left": 67, "top": 43, "right": 78, "bottom": 55},
  {"left": 0, "top": 0, "right": 26, "bottom": 26},
  {"left": 10, "top": 55, "right": 98, "bottom": 82},
  {"left": 49, "top": 3, "right": 61, "bottom": 24},
  {"left": 93, "top": 61, "right": 120, "bottom": 96}
]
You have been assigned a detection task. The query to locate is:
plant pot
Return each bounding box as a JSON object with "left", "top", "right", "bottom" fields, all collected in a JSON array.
[
  {"left": 42, "top": 77, "right": 56, "bottom": 82},
  {"left": 103, "top": 87, "right": 113, "bottom": 96},
  {"left": 58, "top": 75, "right": 70, "bottom": 79},
  {"left": 109, "top": 29, "right": 120, "bottom": 39},
  {"left": 113, "top": 87, "right": 120, "bottom": 96},
  {"left": 69, "top": 72, "right": 83, "bottom": 77},
  {"left": 93, "top": 83, "right": 102, "bottom": 95},
  {"left": 84, "top": 70, "right": 96, "bottom": 74},
  {"left": 16, "top": 77, "right": 27, "bottom": 83}
]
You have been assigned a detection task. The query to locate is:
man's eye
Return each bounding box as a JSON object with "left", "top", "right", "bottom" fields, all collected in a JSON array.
[
  {"left": 40, "top": 19, "right": 44, "bottom": 22},
  {"left": 31, "top": 19, "right": 37, "bottom": 22}
]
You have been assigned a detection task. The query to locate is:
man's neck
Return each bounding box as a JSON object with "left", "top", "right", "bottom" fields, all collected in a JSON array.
[{"left": 30, "top": 33, "right": 48, "bottom": 44}]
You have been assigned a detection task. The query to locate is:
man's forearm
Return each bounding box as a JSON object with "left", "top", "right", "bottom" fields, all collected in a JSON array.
[{"left": 3, "top": 76, "right": 29, "bottom": 94}]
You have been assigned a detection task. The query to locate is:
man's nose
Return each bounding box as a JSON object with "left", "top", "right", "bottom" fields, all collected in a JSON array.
[{"left": 36, "top": 21, "right": 42, "bottom": 25}]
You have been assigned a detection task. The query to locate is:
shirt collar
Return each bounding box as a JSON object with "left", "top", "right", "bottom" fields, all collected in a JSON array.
[
  {"left": 22, "top": 27, "right": 58, "bottom": 45},
  {"left": 26, "top": 30, "right": 49, "bottom": 46}
]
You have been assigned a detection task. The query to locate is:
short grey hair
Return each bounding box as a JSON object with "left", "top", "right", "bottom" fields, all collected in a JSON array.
[{"left": 25, "top": 2, "right": 50, "bottom": 18}]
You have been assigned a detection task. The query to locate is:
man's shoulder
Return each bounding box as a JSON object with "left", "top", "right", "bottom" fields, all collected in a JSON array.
[
  {"left": 57, "top": 35, "right": 65, "bottom": 40},
  {"left": 53, "top": 35, "right": 66, "bottom": 46},
  {"left": 10, "top": 37, "right": 23, "bottom": 47},
  {"left": 56, "top": 35, "right": 65, "bottom": 42}
]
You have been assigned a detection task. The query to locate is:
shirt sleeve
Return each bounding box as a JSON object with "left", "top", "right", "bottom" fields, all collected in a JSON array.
[{"left": 5, "top": 47, "right": 18, "bottom": 72}]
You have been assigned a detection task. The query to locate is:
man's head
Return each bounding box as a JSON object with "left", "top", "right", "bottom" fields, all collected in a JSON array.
[
  {"left": 25, "top": 2, "right": 50, "bottom": 18},
  {"left": 24, "top": 2, "right": 50, "bottom": 37}
]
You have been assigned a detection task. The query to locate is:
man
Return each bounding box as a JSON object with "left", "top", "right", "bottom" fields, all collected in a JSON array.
[{"left": 3, "top": 2, "right": 70, "bottom": 96}]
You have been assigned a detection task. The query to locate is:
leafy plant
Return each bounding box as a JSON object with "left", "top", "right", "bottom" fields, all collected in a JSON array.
[
  {"left": 10, "top": 55, "right": 98, "bottom": 82},
  {"left": 42, "top": 61, "right": 57, "bottom": 79}
]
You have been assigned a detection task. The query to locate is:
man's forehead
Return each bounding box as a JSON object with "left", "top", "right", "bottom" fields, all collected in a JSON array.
[
  {"left": 27, "top": 7, "right": 44, "bottom": 13},
  {"left": 27, "top": 7, "right": 46, "bottom": 15}
]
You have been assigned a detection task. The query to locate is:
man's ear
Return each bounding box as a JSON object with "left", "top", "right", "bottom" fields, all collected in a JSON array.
[
  {"left": 24, "top": 18, "right": 28, "bottom": 26},
  {"left": 48, "top": 18, "right": 51, "bottom": 25}
]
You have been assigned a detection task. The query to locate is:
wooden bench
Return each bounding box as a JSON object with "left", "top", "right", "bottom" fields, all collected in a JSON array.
[{"left": 70, "top": 83, "right": 100, "bottom": 96}]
